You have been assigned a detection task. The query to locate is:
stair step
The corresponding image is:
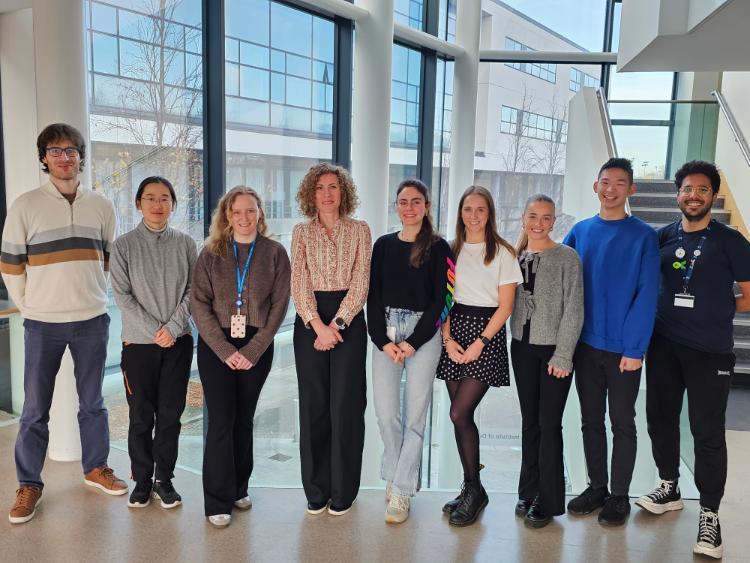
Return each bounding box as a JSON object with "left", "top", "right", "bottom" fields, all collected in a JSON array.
[
  {"left": 629, "top": 194, "right": 725, "bottom": 209},
  {"left": 632, "top": 208, "right": 731, "bottom": 224},
  {"left": 634, "top": 181, "right": 676, "bottom": 194},
  {"left": 734, "top": 338, "right": 750, "bottom": 349},
  {"left": 733, "top": 363, "right": 750, "bottom": 387}
]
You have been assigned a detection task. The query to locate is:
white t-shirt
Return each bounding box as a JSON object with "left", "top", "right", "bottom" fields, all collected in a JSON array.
[{"left": 454, "top": 242, "right": 523, "bottom": 307}]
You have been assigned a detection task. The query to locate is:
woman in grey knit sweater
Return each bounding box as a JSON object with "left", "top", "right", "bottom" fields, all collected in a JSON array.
[{"left": 510, "top": 194, "right": 584, "bottom": 529}]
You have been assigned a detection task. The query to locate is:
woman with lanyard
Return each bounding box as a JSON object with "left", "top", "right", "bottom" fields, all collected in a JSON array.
[
  {"left": 436, "top": 185, "right": 523, "bottom": 527},
  {"left": 291, "top": 163, "right": 371, "bottom": 517},
  {"left": 367, "top": 179, "right": 453, "bottom": 524},
  {"left": 510, "top": 194, "right": 583, "bottom": 528},
  {"left": 111, "top": 176, "right": 197, "bottom": 510},
  {"left": 191, "top": 186, "right": 291, "bottom": 528}
]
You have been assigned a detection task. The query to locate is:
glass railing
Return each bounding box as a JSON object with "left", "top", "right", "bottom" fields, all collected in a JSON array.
[{"left": 607, "top": 100, "right": 719, "bottom": 180}]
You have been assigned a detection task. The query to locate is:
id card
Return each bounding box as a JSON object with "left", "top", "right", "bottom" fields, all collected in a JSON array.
[
  {"left": 674, "top": 293, "right": 695, "bottom": 309},
  {"left": 231, "top": 314, "right": 247, "bottom": 337},
  {"left": 386, "top": 326, "right": 397, "bottom": 342}
]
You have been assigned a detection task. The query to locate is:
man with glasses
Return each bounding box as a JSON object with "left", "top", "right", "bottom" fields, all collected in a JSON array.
[
  {"left": 637, "top": 160, "right": 750, "bottom": 559},
  {"left": 1, "top": 123, "right": 127, "bottom": 525}
]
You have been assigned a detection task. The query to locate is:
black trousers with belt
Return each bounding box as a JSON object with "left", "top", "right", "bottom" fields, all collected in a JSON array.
[
  {"left": 294, "top": 291, "right": 367, "bottom": 508},
  {"left": 511, "top": 339, "right": 573, "bottom": 516},
  {"left": 198, "top": 327, "right": 273, "bottom": 517},
  {"left": 121, "top": 334, "right": 194, "bottom": 484},
  {"left": 646, "top": 332, "right": 734, "bottom": 511}
]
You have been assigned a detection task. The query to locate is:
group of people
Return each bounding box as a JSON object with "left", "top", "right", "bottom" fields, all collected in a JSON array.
[{"left": 1, "top": 124, "right": 747, "bottom": 560}]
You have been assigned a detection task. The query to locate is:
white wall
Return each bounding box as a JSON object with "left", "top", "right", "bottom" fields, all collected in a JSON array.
[{"left": 715, "top": 72, "right": 750, "bottom": 228}]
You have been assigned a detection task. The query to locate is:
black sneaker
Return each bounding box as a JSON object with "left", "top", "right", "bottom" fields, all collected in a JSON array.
[
  {"left": 152, "top": 480, "right": 182, "bottom": 509},
  {"left": 515, "top": 498, "right": 533, "bottom": 518},
  {"left": 524, "top": 499, "right": 552, "bottom": 529},
  {"left": 693, "top": 506, "right": 723, "bottom": 559},
  {"left": 567, "top": 485, "right": 609, "bottom": 515},
  {"left": 127, "top": 480, "right": 152, "bottom": 508},
  {"left": 635, "top": 479, "right": 684, "bottom": 515},
  {"left": 307, "top": 501, "right": 328, "bottom": 515},
  {"left": 598, "top": 495, "right": 630, "bottom": 526}
]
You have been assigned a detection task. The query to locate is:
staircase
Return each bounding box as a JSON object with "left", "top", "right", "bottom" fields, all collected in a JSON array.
[{"left": 630, "top": 179, "right": 750, "bottom": 387}]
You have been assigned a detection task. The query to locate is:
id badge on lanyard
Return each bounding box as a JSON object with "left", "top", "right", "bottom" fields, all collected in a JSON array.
[
  {"left": 673, "top": 221, "right": 710, "bottom": 309},
  {"left": 231, "top": 240, "right": 256, "bottom": 338}
]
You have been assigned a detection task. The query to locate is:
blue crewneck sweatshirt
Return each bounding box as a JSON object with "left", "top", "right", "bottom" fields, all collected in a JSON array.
[{"left": 563, "top": 214, "right": 659, "bottom": 358}]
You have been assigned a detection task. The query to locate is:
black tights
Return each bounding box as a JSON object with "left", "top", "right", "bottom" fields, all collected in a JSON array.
[{"left": 446, "top": 378, "right": 490, "bottom": 482}]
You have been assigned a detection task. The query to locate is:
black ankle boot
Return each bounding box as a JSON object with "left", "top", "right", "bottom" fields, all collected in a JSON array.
[
  {"left": 442, "top": 466, "right": 486, "bottom": 514},
  {"left": 448, "top": 480, "right": 488, "bottom": 527}
]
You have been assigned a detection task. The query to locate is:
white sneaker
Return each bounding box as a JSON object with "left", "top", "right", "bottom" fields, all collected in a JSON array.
[
  {"left": 207, "top": 514, "right": 231, "bottom": 528},
  {"left": 234, "top": 496, "right": 252, "bottom": 510},
  {"left": 385, "top": 481, "right": 392, "bottom": 503},
  {"left": 385, "top": 494, "right": 410, "bottom": 524}
]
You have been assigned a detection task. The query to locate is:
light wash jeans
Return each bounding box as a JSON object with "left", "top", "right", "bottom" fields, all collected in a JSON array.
[{"left": 372, "top": 308, "right": 442, "bottom": 497}]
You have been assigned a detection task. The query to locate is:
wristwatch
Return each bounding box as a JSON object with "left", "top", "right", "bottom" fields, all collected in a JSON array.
[
  {"left": 334, "top": 317, "right": 347, "bottom": 330},
  {"left": 478, "top": 335, "right": 491, "bottom": 346}
]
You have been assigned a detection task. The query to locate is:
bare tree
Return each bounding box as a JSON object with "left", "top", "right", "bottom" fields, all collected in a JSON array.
[
  {"left": 91, "top": 0, "right": 202, "bottom": 236},
  {"left": 501, "top": 84, "right": 537, "bottom": 173},
  {"left": 533, "top": 93, "right": 568, "bottom": 176}
]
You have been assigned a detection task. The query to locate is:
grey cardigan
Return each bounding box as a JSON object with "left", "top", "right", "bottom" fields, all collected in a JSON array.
[{"left": 510, "top": 244, "right": 584, "bottom": 372}]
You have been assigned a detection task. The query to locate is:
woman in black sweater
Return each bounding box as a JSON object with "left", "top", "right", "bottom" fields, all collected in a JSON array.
[{"left": 367, "top": 179, "right": 453, "bottom": 524}]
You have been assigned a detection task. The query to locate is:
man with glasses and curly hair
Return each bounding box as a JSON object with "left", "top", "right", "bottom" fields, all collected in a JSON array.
[
  {"left": 638, "top": 160, "right": 750, "bottom": 559},
  {"left": 1, "top": 123, "right": 127, "bottom": 525}
]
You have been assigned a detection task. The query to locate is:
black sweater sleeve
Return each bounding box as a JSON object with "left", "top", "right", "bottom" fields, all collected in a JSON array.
[
  {"left": 367, "top": 236, "right": 390, "bottom": 350},
  {"left": 405, "top": 239, "right": 453, "bottom": 350}
]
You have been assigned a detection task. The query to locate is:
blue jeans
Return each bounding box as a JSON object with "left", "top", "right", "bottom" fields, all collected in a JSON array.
[
  {"left": 372, "top": 308, "right": 441, "bottom": 497},
  {"left": 16, "top": 314, "right": 111, "bottom": 487}
]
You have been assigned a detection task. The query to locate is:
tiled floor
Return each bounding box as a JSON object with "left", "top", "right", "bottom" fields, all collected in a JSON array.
[{"left": 1, "top": 423, "right": 749, "bottom": 562}]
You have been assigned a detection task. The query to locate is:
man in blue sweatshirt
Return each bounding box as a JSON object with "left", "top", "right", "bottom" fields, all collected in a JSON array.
[{"left": 563, "top": 157, "right": 660, "bottom": 526}]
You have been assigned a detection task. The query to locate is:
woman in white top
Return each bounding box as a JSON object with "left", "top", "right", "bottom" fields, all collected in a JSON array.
[{"left": 436, "top": 185, "right": 523, "bottom": 527}]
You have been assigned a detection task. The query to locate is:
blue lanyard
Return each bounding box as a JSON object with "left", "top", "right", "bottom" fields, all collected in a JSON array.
[
  {"left": 232, "top": 239, "right": 256, "bottom": 311},
  {"left": 676, "top": 220, "right": 711, "bottom": 293}
]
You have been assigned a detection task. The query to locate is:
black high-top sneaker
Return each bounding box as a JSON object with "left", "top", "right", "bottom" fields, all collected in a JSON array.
[
  {"left": 693, "top": 506, "right": 723, "bottom": 559},
  {"left": 636, "top": 479, "right": 684, "bottom": 515}
]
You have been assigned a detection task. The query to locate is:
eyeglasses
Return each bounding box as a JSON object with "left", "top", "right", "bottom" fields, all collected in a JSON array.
[
  {"left": 678, "top": 186, "right": 712, "bottom": 196},
  {"left": 140, "top": 196, "right": 172, "bottom": 205},
  {"left": 46, "top": 147, "right": 80, "bottom": 158}
]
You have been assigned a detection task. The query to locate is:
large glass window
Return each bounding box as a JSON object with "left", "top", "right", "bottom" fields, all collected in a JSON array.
[
  {"left": 394, "top": 0, "right": 424, "bottom": 30},
  {"left": 224, "top": 0, "right": 335, "bottom": 487},
  {"left": 388, "top": 44, "right": 423, "bottom": 231},
  {"left": 505, "top": 37, "right": 557, "bottom": 84},
  {"left": 86, "top": 0, "right": 204, "bottom": 471}
]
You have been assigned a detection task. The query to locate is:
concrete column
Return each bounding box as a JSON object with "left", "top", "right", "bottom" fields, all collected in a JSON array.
[
  {"left": 351, "top": 0, "right": 393, "bottom": 240},
  {"left": 350, "top": 0, "right": 394, "bottom": 487},
  {"left": 32, "top": 0, "right": 91, "bottom": 462},
  {"left": 445, "top": 0, "right": 481, "bottom": 235}
]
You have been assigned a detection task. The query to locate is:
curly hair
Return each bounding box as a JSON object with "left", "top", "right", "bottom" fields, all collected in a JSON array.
[
  {"left": 37, "top": 123, "right": 86, "bottom": 173},
  {"left": 205, "top": 186, "right": 268, "bottom": 257},
  {"left": 674, "top": 160, "right": 721, "bottom": 194},
  {"left": 296, "top": 162, "right": 359, "bottom": 219}
]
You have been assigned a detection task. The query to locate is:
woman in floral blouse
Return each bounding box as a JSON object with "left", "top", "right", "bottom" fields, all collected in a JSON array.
[{"left": 291, "top": 163, "right": 371, "bottom": 517}]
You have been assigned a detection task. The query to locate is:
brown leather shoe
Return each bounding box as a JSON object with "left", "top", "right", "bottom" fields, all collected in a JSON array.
[
  {"left": 9, "top": 485, "right": 43, "bottom": 524},
  {"left": 84, "top": 465, "right": 128, "bottom": 496}
]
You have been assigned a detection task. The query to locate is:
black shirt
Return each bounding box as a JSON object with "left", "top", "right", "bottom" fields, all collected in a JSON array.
[
  {"left": 367, "top": 233, "right": 453, "bottom": 351},
  {"left": 655, "top": 219, "right": 750, "bottom": 354}
]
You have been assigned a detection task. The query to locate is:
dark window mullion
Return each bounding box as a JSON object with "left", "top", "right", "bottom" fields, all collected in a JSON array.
[{"left": 333, "top": 16, "right": 352, "bottom": 168}]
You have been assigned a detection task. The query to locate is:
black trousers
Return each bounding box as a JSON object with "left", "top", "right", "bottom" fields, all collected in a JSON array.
[
  {"left": 511, "top": 339, "right": 573, "bottom": 516},
  {"left": 646, "top": 332, "right": 734, "bottom": 511},
  {"left": 574, "top": 342, "right": 641, "bottom": 496},
  {"left": 198, "top": 328, "right": 273, "bottom": 516},
  {"left": 294, "top": 291, "right": 367, "bottom": 507},
  {"left": 121, "top": 334, "right": 193, "bottom": 483}
]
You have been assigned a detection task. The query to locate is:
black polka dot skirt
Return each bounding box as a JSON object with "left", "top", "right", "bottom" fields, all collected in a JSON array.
[{"left": 436, "top": 303, "right": 510, "bottom": 387}]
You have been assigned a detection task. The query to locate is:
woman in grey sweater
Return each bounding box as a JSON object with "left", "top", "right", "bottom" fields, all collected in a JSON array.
[
  {"left": 510, "top": 194, "right": 584, "bottom": 529},
  {"left": 191, "top": 186, "right": 290, "bottom": 529},
  {"left": 110, "top": 176, "right": 198, "bottom": 510}
]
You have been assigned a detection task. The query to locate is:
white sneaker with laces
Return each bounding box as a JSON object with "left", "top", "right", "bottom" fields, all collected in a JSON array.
[
  {"left": 385, "top": 481, "right": 392, "bottom": 503},
  {"left": 385, "top": 494, "right": 410, "bottom": 524}
]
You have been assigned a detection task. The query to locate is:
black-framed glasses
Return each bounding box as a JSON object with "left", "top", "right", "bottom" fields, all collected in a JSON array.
[{"left": 46, "top": 147, "right": 80, "bottom": 158}]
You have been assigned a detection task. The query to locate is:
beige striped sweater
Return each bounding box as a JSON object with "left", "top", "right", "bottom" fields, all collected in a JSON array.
[{"left": 0, "top": 181, "right": 116, "bottom": 322}]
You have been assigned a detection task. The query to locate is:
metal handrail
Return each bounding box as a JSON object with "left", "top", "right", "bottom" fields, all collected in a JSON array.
[
  {"left": 712, "top": 90, "right": 750, "bottom": 169},
  {"left": 607, "top": 99, "right": 717, "bottom": 104},
  {"left": 596, "top": 87, "right": 618, "bottom": 158}
]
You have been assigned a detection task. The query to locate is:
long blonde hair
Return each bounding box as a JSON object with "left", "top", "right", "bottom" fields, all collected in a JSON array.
[
  {"left": 205, "top": 186, "right": 268, "bottom": 256},
  {"left": 515, "top": 194, "right": 556, "bottom": 253},
  {"left": 452, "top": 185, "right": 515, "bottom": 264}
]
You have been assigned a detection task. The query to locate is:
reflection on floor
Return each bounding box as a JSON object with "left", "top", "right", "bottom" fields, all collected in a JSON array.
[{"left": 1, "top": 424, "right": 749, "bottom": 562}]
